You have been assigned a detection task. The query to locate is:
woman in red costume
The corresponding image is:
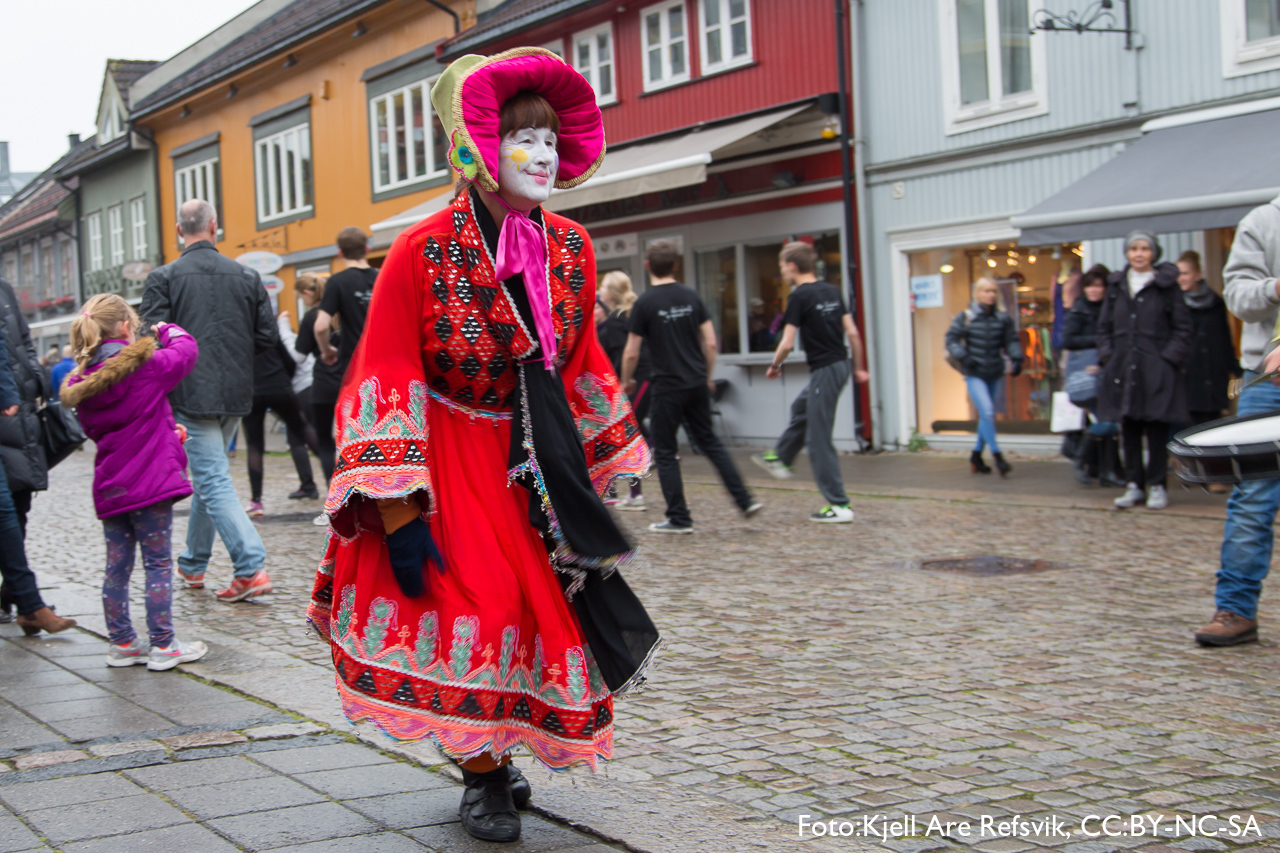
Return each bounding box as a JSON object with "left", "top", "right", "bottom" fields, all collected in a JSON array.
[{"left": 306, "top": 49, "right": 658, "bottom": 843}]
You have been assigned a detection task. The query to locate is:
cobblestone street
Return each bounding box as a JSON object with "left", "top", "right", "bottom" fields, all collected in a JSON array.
[{"left": 10, "top": 446, "right": 1280, "bottom": 852}]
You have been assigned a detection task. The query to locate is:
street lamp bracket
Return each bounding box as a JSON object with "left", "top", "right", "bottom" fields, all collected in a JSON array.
[{"left": 1032, "top": 0, "right": 1133, "bottom": 49}]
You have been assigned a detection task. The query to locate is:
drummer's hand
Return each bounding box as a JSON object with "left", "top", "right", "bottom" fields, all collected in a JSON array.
[
  {"left": 1265, "top": 346, "right": 1280, "bottom": 382},
  {"left": 1085, "top": 365, "right": 1100, "bottom": 375}
]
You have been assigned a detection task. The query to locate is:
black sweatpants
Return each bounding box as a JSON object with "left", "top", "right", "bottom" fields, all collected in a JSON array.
[
  {"left": 244, "top": 393, "right": 320, "bottom": 501},
  {"left": 312, "top": 400, "right": 337, "bottom": 484},
  {"left": 649, "top": 384, "right": 752, "bottom": 527},
  {"left": 1121, "top": 418, "right": 1169, "bottom": 489}
]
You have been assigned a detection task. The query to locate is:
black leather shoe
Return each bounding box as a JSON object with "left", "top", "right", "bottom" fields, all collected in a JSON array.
[
  {"left": 460, "top": 767, "right": 521, "bottom": 842},
  {"left": 288, "top": 486, "right": 320, "bottom": 500},
  {"left": 509, "top": 763, "right": 531, "bottom": 809}
]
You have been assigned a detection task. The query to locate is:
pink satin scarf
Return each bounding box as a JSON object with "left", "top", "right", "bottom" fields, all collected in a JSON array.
[{"left": 493, "top": 195, "right": 557, "bottom": 371}]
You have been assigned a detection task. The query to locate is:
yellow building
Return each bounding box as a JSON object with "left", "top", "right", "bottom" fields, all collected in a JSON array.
[{"left": 131, "top": 0, "right": 472, "bottom": 323}]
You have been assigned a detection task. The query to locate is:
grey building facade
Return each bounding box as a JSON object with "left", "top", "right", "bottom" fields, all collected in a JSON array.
[{"left": 855, "top": 0, "right": 1280, "bottom": 450}]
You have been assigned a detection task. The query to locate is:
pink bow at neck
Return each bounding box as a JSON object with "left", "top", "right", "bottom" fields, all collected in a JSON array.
[{"left": 493, "top": 195, "right": 557, "bottom": 371}]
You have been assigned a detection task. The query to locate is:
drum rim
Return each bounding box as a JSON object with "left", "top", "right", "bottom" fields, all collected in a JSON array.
[{"left": 1169, "top": 409, "right": 1280, "bottom": 457}]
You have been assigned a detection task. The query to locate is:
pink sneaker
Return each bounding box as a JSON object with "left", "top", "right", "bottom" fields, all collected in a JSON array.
[
  {"left": 106, "top": 637, "right": 150, "bottom": 667},
  {"left": 246, "top": 501, "right": 265, "bottom": 517},
  {"left": 215, "top": 570, "right": 272, "bottom": 603}
]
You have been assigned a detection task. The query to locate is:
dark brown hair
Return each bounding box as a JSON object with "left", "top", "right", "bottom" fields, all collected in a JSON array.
[
  {"left": 1178, "top": 249, "right": 1202, "bottom": 272},
  {"left": 645, "top": 240, "right": 681, "bottom": 278},
  {"left": 1081, "top": 263, "right": 1110, "bottom": 290},
  {"left": 499, "top": 91, "right": 561, "bottom": 137},
  {"left": 336, "top": 227, "right": 368, "bottom": 260},
  {"left": 779, "top": 241, "right": 818, "bottom": 274}
]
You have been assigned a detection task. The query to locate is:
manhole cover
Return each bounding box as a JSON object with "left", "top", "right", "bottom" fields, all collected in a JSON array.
[{"left": 919, "top": 555, "right": 1056, "bottom": 576}]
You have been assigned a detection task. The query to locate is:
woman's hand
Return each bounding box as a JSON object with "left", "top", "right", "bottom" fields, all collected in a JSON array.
[{"left": 1085, "top": 365, "right": 1100, "bottom": 375}]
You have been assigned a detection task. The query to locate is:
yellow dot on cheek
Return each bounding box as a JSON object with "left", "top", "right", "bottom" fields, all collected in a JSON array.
[{"left": 510, "top": 148, "right": 529, "bottom": 164}]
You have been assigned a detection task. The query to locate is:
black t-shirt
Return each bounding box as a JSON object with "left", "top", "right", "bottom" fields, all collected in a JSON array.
[
  {"left": 628, "top": 283, "right": 710, "bottom": 391},
  {"left": 320, "top": 266, "right": 377, "bottom": 364},
  {"left": 781, "top": 280, "right": 849, "bottom": 370},
  {"left": 295, "top": 306, "right": 346, "bottom": 404}
]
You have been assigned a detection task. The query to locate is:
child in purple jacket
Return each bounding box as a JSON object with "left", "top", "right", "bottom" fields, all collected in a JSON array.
[{"left": 61, "top": 294, "right": 208, "bottom": 671}]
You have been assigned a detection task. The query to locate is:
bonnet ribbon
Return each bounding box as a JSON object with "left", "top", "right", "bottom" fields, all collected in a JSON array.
[{"left": 493, "top": 195, "right": 556, "bottom": 371}]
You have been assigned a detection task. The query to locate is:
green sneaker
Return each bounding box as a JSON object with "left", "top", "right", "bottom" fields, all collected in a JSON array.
[
  {"left": 810, "top": 505, "right": 854, "bottom": 523},
  {"left": 752, "top": 453, "right": 793, "bottom": 480}
]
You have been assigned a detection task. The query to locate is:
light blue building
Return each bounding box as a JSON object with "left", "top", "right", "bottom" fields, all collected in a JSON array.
[{"left": 855, "top": 0, "right": 1280, "bottom": 450}]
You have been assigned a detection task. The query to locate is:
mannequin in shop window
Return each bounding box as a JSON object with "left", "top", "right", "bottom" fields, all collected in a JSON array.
[
  {"left": 944, "top": 277, "right": 1023, "bottom": 477},
  {"left": 1097, "top": 232, "right": 1193, "bottom": 511}
]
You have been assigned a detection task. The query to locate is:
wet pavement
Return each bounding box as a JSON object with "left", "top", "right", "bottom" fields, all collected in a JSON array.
[{"left": 7, "top": 443, "right": 1280, "bottom": 852}]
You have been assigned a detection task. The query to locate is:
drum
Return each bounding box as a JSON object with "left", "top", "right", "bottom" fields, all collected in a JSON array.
[{"left": 1169, "top": 411, "right": 1280, "bottom": 485}]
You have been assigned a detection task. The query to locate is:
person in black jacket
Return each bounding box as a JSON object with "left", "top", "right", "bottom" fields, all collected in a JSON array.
[
  {"left": 293, "top": 272, "right": 344, "bottom": 488},
  {"left": 1177, "top": 250, "right": 1241, "bottom": 427},
  {"left": 139, "top": 199, "right": 278, "bottom": 603},
  {"left": 598, "top": 271, "right": 651, "bottom": 511},
  {"left": 1063, "top": 265, "right": 1125, "bottom": 487},
  {"left": 1097, "top": 231, "right": 1194, "bottom": 511},
  {"left": 243, "top": 338, "right": 322, "bottom": 515},
  {"left": 945, "top": 277, "right": 1023, "bottom": 477}
]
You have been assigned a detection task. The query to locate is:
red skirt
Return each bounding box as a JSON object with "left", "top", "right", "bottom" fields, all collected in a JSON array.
[{"left": 308, "top": 394, "right": 614, "bottom": 769}]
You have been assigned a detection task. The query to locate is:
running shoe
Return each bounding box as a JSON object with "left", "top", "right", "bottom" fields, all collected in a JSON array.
[
  {"left": 106, "top": 636, "right": 150, "bottom": 667},
  {"left": 246, "top": 500, "right": 265, "bottom": 517},
  {"left": 147, "top": 638, "right": 209, "bottom": 672},
  {"left": 215, "top": 570, "right": 273, "bottom": 603},
  {"left": 1113, "top": 484, "right": 1145, "bottom": 509},
  {"left": 742, "top": 501, "right": 764, "bottom": 518},
  {"left": 810, "top": 504, "right": 855, "bottom": 523},
  {"left": 178, "top": 570, "right": 205, "bottom": 590},
  {"left": 288, "top": 486, "right": 320, "bottom": 500},
  {"left": 751, "top": 452, "right": 793, "bottom": 479},
  {"left": 616, "top": 495, "right": 647, "bottom": 511},
  {"left": 648, "top": 520, "right": 693, "bottom": 534}
]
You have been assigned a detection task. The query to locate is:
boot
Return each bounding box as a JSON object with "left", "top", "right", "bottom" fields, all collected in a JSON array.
[
  {"left": 970, "top": 450, "right": 992, "bottom": 474},
  {"left": 1097, "top": 436, "right": 1126, "bottom": 488},
  {"left": 459, "top": 765, "right": 521, "bottom": 842},
  {"left": 1073, "top": 434, "right": 1099, "bottom": 484},
  {"left": 16, "top": 607, "right": 77, "bottom": 636},
  {"left": 993, "top": 452, "right": 1012, "bottom": 478}
]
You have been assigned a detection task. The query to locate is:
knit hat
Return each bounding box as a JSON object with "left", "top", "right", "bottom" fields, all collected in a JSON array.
[
  {"left": 429, "top": 48, "right": 606, "bottom": 193},
  {"left": 1124, "top": 230, "right": 1163, "bottom": 263}
]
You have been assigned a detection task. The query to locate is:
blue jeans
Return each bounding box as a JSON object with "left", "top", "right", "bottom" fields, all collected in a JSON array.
[
  {"left": 965, "top": 375, "right": 1003, "bottom": 453},
  {"left": 0, "top": 452, "right": 44, "bottom": 615},
  {"left": 177, "top": 415, "right": 267, "bottom": 580},
  {"left": 1217, "top": 372, "right": 1280, "bottom": 620}
]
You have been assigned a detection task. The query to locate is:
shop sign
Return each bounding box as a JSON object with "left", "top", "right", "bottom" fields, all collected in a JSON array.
[
  {"left": 121, "top": 261, "right": 153, "bottom": 282},
  {"left": 260, "top": 274, "right": 284, "bottom": 314},
  {"left": 235, "top": 251, "right": 283, "bottom": 275},
  {"left": 910, "top": 274, "right": 944, "bottom": 310},
  {"left": 596, "top": 233, "right": 639, "bottom": 260}
]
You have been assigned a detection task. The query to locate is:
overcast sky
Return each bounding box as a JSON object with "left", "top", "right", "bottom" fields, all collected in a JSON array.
[{"left": 1, "top": 0, "right": 262, "bottom": 173}]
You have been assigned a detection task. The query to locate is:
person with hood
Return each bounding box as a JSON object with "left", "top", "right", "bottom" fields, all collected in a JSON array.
[
  {"left": 1177, "top": 250, "right": 1241, "bottom": 428},
  {"left": 1062, "top": 264, "right": 1124, "bottom": 487},
  {"left": 945, "top": 277, "right": 1023, "bottom": 477},
  {"left": 1197, "top": 197, "right": 1280, "bottom": 646},
  {"left": 304, "top": 49, "right": 657, "bottom": 843},
  {"left": 1097, "top": 231, "right": 1193, "bottom": 511},
  {"left": 61, "top": 294, "right": 208, "bottom": 670}
]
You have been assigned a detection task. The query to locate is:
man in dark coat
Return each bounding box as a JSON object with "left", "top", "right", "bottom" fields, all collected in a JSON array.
[
  {"left": 139, "top": 199, "right": 278, "bottom": 603},
  {"left": 0, "top": 277, "right": 50, "bottom": 623},
  {"left": 1097, "top": 231, "right": 1193, "bottom": 511}
]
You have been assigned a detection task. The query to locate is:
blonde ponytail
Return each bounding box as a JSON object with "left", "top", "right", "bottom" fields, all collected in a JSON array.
[
  {"left": 70, "top": 294, "right": 139, "bottom": 375},
  {"left": 600, "top": 271, "right": 637, "bottom": 316}
]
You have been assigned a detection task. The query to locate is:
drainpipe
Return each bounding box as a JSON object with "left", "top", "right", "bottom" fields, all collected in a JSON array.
[
  {"left": 424, "top": 0, "right": 460, "bottom": 33},
  {"left": 849, "top": 0, "right": 878, "bottom": 449},
  {"left": 835, "top": 0, "right": 872, "bottom": 450}
]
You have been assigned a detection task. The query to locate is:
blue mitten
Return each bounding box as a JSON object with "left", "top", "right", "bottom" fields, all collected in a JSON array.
[{"left": 385, "top": 517, "right": 445, "bottom": 598}]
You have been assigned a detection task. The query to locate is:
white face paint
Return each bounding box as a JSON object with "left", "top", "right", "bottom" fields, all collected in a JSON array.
[{"left": 497, "top": 126, "right": 559, "bottom": 210}]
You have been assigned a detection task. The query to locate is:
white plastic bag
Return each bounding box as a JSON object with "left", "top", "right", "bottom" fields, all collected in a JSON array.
[{"left": 1050, "top": 390, "right": 1085, "bottom": 433}]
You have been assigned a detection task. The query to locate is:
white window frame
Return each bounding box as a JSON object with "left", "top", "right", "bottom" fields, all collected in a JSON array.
[
  {"left": 369, "top": 77, "right": 448, "bottom": 195},
  {"left": 107, "top": 204, "right": 125, "bottom": 267},
  {"left": 175, "top": 157, "right": 219, "bottom": 217},
  {"left": 937, "top": 0, "right": 1047, "bottom": 135},
  {"left": 1221, "top": 0, "right": 1280, "bottom": 77},
  {"left": 85, "top": 213, "right": 104, "bottom": 273},
  {"left": 539, "top": 38, "right": 565, "bottom": 57},
  {"left": 255, "top": 122, "right": 313, "bottom": 224},
  {"left": 698, "top": 0, "right": 753, "bottom": 75},
  {"left": 641, "top": 1, "right": 691, "bottom": 92},
  {"left": 129, "top": 196, "right": 148, "bottom": 261},
  {"left": 572, "top": 24, "right": 618, "bottom": 106}
]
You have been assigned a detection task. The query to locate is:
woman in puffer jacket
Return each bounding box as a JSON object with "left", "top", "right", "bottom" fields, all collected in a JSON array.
[{"left": 945, "top": 278, "right": 1024, "bottom": 476}]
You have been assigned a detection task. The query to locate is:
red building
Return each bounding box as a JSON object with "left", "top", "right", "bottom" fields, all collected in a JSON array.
[{"left": 376, "top": 0, "right": 863, "bottom": 448}]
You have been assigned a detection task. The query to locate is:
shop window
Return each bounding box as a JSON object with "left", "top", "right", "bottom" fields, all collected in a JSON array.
[
  {"left": 1222, "top": 0, "right": 1280, "bottom": 76},
  {"left": 255, "top": 122, "right": 313, "bottom": 224},
  {"left": 573, "top": 24, "right": 617, "bottom": 105},
  {"left": 108, "top": 204, "right": 125, "bottom": 268},
  {"left": 86, "top": 212, "right": 104, "bottom": 272},
  {"left": 642, "top": 1, "right": 690, "bottom": 91},
  {"left": 696, "top": 246, "right": 739, "bottom": 354},
  {"left": 743, "top": 241, "right": 786, "bottom": 352},
  {"left": 130, "top": 197, "right": 147, "bottom": 261},
  {"left": 910, "top": 242, "right": 1080, "bottom": 436},
  {"left": 700, "top": 0, "right": 752, "bottom": 74},
  {"left": 369, "top": 77, "right": 448, "bottom": 195},
  {"left": 938, "top": 0, "right": 1046, "bottom": 134}
]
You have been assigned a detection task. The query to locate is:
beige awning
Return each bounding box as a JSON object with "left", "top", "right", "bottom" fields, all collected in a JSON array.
[{"left": 370, "top": 189, "right": 454, "bottom": 248}]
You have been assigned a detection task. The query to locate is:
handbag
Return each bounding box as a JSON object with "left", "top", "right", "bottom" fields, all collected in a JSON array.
[
  {"left": 1064, "top": 348, "right": 1099, "bottom": 405},
  {"left": 38, "top": 398, "right": 87, "bottom": 469},
  {"left": 1050, "top": 391, "right": 1085, "bottom": 433}
]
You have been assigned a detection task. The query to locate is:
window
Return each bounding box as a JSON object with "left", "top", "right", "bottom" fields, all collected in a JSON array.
[
  {"left": 1222, "top": 0, "right": 1280, "bottom": 76},
  {"left": 107, "top": 204, "right": 125, "bottom": 267},
  {"left": 540, "top": 39, "right": 565, "bottom": 57},
  {"left": 697, "top": 247, "right": 739, "bottom": 353},
  {"left": 573, "top": 25, "right": 617, "bottom": 105},
  {"left": 939, "top": 0, "right": 1046, "bottom": 133},
  {"left": 175, "top": 157, "right": 220, "bottom": 216},
  {"left": 369, "top": 79, "right": 447, "bottom": 196},
  {"left": 86, "top": 212, "right": 104, "bottom": 272},
  {"left": 255, "top": 123, "right": 313, "bottom": 224},
  {"left": 699, "top": 0, "right": 752, "bottom": 74},
  {"left": 642, "top": 1, "right": 690, "bottom": 91},
  {"left": 60, "top": 237, "right": 75, "bottom": 288},
  {"left": 99, "top": 106, "right": 123, "bottom": 144},
  {"left": 129, "top": 197, "right": 147, "bottom": 261}
]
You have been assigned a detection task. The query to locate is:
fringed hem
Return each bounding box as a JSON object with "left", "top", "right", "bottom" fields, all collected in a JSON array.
[
  {"left": 334, "top": 676, "right": 612, "bottom": 771},
  {"left": 611, "top": 633, "right": 663, "bottom": 699}
]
